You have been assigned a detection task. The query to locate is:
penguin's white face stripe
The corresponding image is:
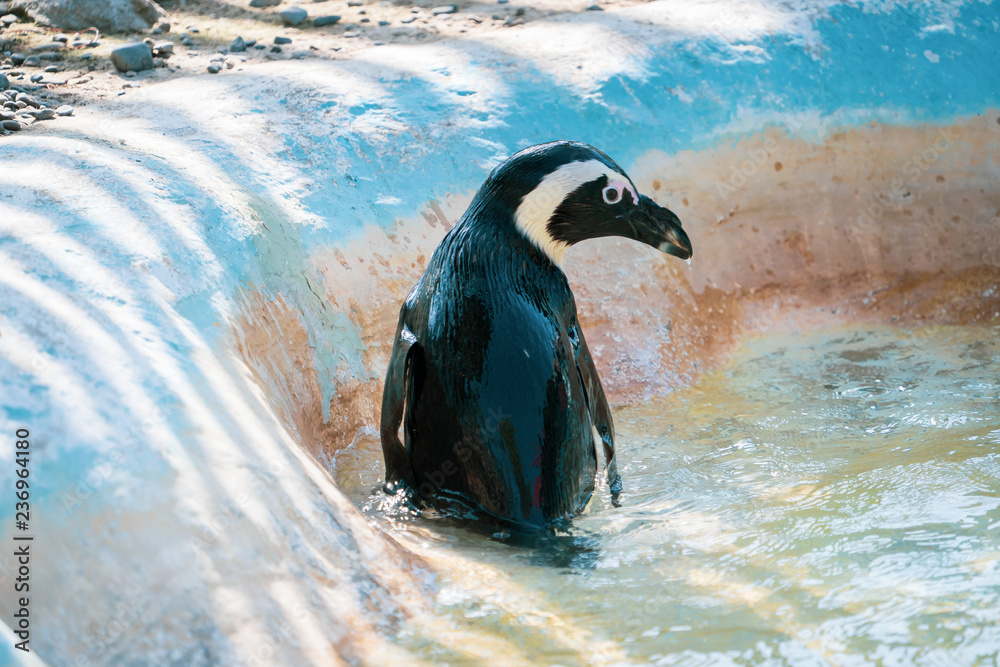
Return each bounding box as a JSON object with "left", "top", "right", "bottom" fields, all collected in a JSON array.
[{"left": 514, "top": 159, "right": 635, "bottom": 265}]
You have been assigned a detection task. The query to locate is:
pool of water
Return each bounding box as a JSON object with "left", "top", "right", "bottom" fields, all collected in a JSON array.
[{"left": 334, "top": 324, "right": 1000, "bottom": 665}]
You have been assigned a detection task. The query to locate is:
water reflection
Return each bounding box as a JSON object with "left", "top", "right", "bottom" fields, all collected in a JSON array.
[{"left": 339, "top": 325, "right": 1000, "bottom": 664}]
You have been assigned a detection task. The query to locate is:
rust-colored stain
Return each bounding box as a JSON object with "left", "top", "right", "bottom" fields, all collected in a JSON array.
[{"left": 232, "top": 115, "right": 1000, "bottom": 459}]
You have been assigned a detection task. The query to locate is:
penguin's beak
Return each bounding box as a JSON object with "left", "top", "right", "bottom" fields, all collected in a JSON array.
[{"left": 628, "top": 194, "right": 692, "bottom": 260}]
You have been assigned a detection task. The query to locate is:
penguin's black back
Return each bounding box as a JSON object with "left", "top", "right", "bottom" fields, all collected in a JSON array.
[{"left": 399, "top": 197, "right": 598, "bottom": 528}]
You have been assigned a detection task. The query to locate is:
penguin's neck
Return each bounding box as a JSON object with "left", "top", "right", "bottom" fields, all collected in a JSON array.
[{"left": 458, "top": 197, "right": 565, "bottom": 277}]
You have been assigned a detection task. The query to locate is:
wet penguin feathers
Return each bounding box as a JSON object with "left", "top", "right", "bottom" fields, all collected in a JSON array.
[{"left": 380, "top": 140, "right": 692, "bottom": 531}]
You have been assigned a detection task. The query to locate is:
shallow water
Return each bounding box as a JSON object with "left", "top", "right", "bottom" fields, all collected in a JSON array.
[{"left": 335, "top": 325, "right": 1000, "bottom": 665}]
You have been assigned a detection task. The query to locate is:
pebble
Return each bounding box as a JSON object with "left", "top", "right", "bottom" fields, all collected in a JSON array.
[
  {"left": 431, "top": 5, "right": 456, "bottom": 15},
  {"left": 53, "top": 35, "right": 69, "bottom": 43},
  {"left": 0, "top": 110, "right": 13, "bottom": 120},
  {"left": 25, "top": 108, "right": 54, "bottom": 120},
  {"left": 32, "top": 42, "right": 65, "bottom": 52},
  {"left": 378, "top": 20, "right": 388, "bottom": 25},
  {"left": 248, "top": 0, "right": 281, "bottom": 6},
  {"left": 10, "top": 53, "right": 24, "bottom": 66},
  {"left": 153, "top": 41, "right": 174, "bottom": 56},
  {"left": 15, "top": 93, "right": 39, "bottom": 107},
  {"left": 207, "top": 62, "right": 221, "bottom": 73},
  {"left": 400, "top": 16, "right": 415, "bottom": 23},
  {"left": 111, "top": 43, "right": 154, "bottom": 73},
  {"left": 274, "top": 36, "right": 292, "bottom": 44},
  {"left": 230, "top": 36, "right": 247, "bottom": 52},
  {"left": 155, "top": 21, "right": 171, "bottom": 33},
  {"left": 0, "top": 14, "right": 17, "bottom": 25},
  {"left": 347, "top": 0, "right": 361, "bottom": 5},
  {"left": 125, "top": 70, "right": 136, "bottom": 78},
  {"left": 0, "top": 72, "right": 7, "bottom": 91},
  {"left": 342, "top": 31, "right": 359, "bottom": 38},
  {"left": 313, "top": 15, "right": 341, "bottom": 26},
  {"left": 56, "top": 104, "right": 73, "bottom": 116},
  {"left": 245, "top": 39, "right": 257, "bottom": 47},
  {"left": 254, "top": 44, "right": 266, "bottom": 49},
  {"left": 586, "top": 3, "right": 602, "bottom": 9},
  {"left": 1, "top": 119, "right": 20, "bottom": 130},
  {"left": 44, "top": 65, "right": 58, "bottom": 72},
  {"left": 30, "top": 73, "right": 42, "bottom": 82},
  {"left": 360, "top": 17, "right": 369, "bottom": 22},
  {"left": 280, "top": 7, "right": 308, "bottom": 25},
  {"left": 270, "top": 45, "right": 283, "bottom": 53},
  {"left": 291, "top": 49, "right": 310, "bottom": 59},
  {"left": 23, "top": 56, "right": 40, "bottom": 67}
]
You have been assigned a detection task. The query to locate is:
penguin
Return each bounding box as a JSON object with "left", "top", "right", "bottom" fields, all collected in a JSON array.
[{"left": 380, "top": 140, "right": 692, "bottom": 531}]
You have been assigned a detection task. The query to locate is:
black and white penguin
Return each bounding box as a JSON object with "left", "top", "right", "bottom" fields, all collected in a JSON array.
[{"left": 380, "top": 140, "right": 692, "bottom": 531}]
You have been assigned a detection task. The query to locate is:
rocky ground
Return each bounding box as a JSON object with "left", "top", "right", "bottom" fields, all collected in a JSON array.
[{"left": 0, "top": 0, "right": 647, "bottom": 135}]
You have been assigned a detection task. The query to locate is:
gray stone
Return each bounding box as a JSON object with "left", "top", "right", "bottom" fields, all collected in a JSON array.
[
  {"left": 110, "top": 42, "right": 153, "bottom": 73},
  {"left": 10, "top": 0, "right": 165, "bottom": 32},
  {"left": 0, "top": 72, "right": 7, "bottom": 91},
  {"left": 585, "top": 3, "right": 602, "bottom": 9},
  {"left": 30, "top": 73, "right": 43, "bottom": 82},
  {"left": 273, "top": 35, "right": 291, "bottom": 44},
  {"left": 44, "top": 65, "right": 57, "bottom": 72},
  {"left": 270, "top": 45, "right": 282, "bottom": 53},
  {"left": 291, "top": 49, "right": 309, "bottom": 59},
  {"left": 0, "top": 110, "right": 14, "bottom": 120},
  {"left": 1, "top": 118, "right": 21, "bottom": 130},
  {"left": 312, "top": 14, "right": 340, "bottom": 26},
  {"left": 10, "top": 53, "right": 24, "bottom": 65},
  {"left": 229, "top": 36, "right": 246, "bottom": 52},
  {"left": 1, "top": 13, "right": 17, "bottom": 24},
  {"left": 359, "top": 17, "right": 368, "bottom": 22},
  {"left": 14, "top": 92, "right": 35, "bottom": 106},
  {"left": 431, "top": 4, "right": 455, "bottom": 14},
  {"left": 400, "top": 16, "right": 414, "bottom": 23},
  {"left": 248, "top": 0, "right": 280, "bottom": 6},
  {"left": 207, "top": 62, "right": 221, "bottom": 73},
  {"left": 154, "top": 20, "right": 169, "bottom": 32},
  {"left": 53, "top": 34, "right": 68, "bottom": 42},
  {"left": 23, "top": 55, "right": 40, "bottom": 67},
  {"left": 279, "top": 6, "right": 307, "bottom": 25},
  {"left": 37, "top": 52, "right": 59, "bottom": 60},
  {"left": 55, "top": 103, "right": 72, "bottom": 115},
  {"left": 342, "top": 30, "right": 358, "bottom": 37},
  {"left": 378, "top": 20, "right": 388, "bottom": 26},
  {"left": 25, "top": 107, "right": 54, "bottom": 119},
  {"left": 32, "top": 42, "right": 65, "bottom": 51},
  {"left": 152, "top": 41, "right": 173, "bottom": 56},
  {"left": 347, "top": 0, "right": 360, "bottom": 5}
]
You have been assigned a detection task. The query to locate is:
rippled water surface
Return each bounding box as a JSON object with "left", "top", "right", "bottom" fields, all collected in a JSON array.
[{"left": 336, "top": 325, "right": 1000, "bottom": 665}]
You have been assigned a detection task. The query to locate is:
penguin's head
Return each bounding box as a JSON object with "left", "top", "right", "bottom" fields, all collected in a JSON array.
[{"left": 484, "top": 141, "right": 692, "bottom": 265}]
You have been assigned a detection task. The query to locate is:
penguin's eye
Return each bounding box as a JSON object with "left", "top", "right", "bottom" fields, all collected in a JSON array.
[{"left": 602, "top": 184, "right": 623, "bottom": 205}]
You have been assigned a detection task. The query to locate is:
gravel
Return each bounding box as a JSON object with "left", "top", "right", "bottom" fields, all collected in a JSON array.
[
  {"left": 110, "top": 43, "right": 154, "bottom": 73},
  {"left": 280, "top": 7, "right": 308, "bottom": 25}
]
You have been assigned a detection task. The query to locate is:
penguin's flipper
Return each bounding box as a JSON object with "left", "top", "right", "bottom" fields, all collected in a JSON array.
[
  {"left": 571, "top": 319, "right": 622, "bottom": 505},
  {"left": 380, "top": 308, "right": 419, "bottom": 492}
]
